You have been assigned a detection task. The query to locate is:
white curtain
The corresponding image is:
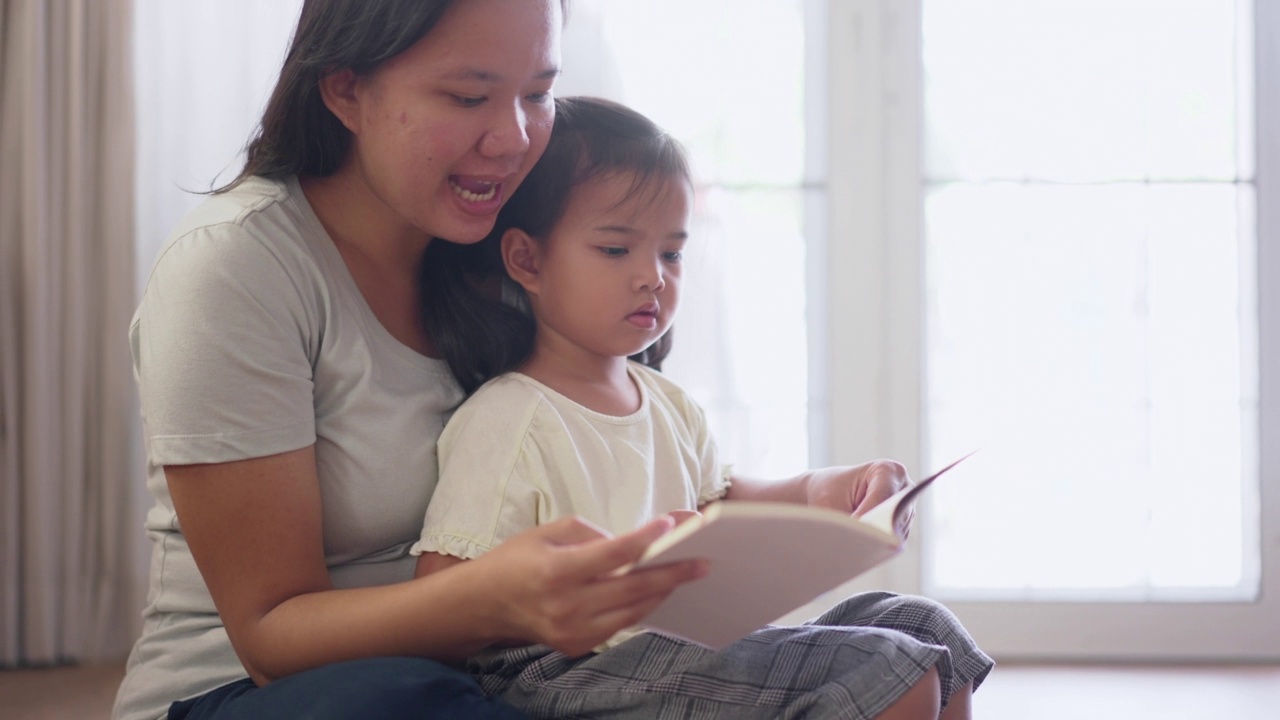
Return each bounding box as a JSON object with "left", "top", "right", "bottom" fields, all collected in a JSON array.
[
  {"left": 558, "top": 1, "right": 810, "bottom": 478},
  {"left": 0, "top": 0, "right": 139, "bottom": 665},
  {"left": 129, "top": 0, "right": 758, "bottom": 479},
  {"left": 133, "top": 0, "right": 304, "bottom": 286}
]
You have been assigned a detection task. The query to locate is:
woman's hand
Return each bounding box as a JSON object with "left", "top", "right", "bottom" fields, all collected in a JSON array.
[
  {"left": 804, "top": 460, "right": 913, "bottom": 535},
  {"left": 467, "top": 515, "right": 708, "bottom": 657},
  {"left": 665, "top": 509, "right": 702, "bottom": 527}
]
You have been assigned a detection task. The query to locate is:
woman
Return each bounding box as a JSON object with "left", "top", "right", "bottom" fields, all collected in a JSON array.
[
  {"left": 115, "top": 1, "right": 981, "bottom": 719},
  {"left": 116, "top": 2, "right": 702, "bottom": 718}
]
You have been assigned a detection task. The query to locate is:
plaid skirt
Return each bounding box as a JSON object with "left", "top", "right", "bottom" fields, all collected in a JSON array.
[{"left": 468, "top": 592, "right": 994, "bottom": 720}]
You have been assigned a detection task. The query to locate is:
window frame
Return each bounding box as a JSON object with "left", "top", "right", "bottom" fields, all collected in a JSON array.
[{"left": 816, "top": 0, "right": 1280, "bottom": 660}]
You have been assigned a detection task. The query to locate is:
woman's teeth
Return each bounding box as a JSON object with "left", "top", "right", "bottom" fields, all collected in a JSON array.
[{"left": 450, "top": 180, "right": 497, "bottom": 202}]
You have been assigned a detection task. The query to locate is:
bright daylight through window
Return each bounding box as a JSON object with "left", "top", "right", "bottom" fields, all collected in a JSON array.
[
  {"left": 920, "top": 0, "right": 1259, "bottom": 601},
  {"left": 562, "top": 0, "right": 815, "bottom": 480}
]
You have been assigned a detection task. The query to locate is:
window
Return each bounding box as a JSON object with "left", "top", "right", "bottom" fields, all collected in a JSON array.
[
  {"left": 136, "top": 0, "right": 1279, "bottom": 659},
  {"left": 921, "top": 0, "right": 1259, "bottom": 603},
  {"left": 824, "top": 0, "right": 1279, "bottom": 659}
]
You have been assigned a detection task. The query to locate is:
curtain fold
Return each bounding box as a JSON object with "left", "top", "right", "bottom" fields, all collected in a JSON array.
[{"left": 0, "top": 0, "right": 139, "bottom": 666}]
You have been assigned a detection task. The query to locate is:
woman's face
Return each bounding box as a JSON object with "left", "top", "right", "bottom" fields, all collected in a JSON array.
[{"left": 343, "top": 0, "right": 562, "bottom": 244}]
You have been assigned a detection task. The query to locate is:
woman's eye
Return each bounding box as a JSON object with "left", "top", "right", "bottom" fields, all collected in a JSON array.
[
  {"left": 663, "top": 251, "right": 683, "bottom": 263},
  {"left": 599, "top": 247, "right": 627, "bottom": 257},
  {"left": 452, "top": 95, "right": 485, "bottom": 108},
  {"left": 526, "top": 91, "right": 552, "bottom": 104}
]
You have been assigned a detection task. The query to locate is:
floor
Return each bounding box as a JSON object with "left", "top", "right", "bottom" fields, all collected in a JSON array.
[
  {"left": 2, "top": 660, "right": 1278, "bottom": 719},
  {"left": 971, "top": 663, "right": 1280, "bottom": 719},
  {"left": 3, "top": 661, "right": 126, "bottom": 720}
]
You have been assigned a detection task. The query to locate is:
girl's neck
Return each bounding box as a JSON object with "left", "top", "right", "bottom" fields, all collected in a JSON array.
[{"left": 520, "top": 344, "right": 640, "bottom": 416}]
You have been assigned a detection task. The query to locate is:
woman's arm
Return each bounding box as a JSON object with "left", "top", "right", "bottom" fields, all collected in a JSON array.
[{"left": 168, "top": 447, "right": 703, "bottom": 685}]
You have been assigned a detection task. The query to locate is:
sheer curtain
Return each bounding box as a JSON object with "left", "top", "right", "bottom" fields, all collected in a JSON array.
[
  {"left": 133, "top": 1, "right": 815, "bottom": 482},
  {"left": 559, "top": 1, "right": 815, "bottom": 479},
  {"left": 133, "top": 0, "right": 303, "bottom": 287},
  {"left": 0, "top": 0, "right": 138, "bottom": 665}
]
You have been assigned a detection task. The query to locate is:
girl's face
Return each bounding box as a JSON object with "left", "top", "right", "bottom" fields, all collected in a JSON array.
[
  {"left": 517, "top": 171, "right": 692, "bottom": 365},
  {"left": 339, "top": 0, "right": 561, "bottom": 244}
]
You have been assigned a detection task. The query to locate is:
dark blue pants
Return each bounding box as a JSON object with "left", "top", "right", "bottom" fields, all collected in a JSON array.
[{"left": 168, "top": 656, "right": 529, "bottom": 720}]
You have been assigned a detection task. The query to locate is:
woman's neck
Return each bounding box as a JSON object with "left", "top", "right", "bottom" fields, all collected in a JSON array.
[
  {"left": 298, "top": 170, "right": 436, "bottom": 357},
  {"left": 300, "top": 169, "right": 429, "bottom": 269},
  {"left": 520, "top": 344, "right": 639, "bottom": 416}
]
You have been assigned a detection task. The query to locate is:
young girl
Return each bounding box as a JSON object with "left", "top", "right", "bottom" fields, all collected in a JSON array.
[{"left": 413, "top": 97, "right": 992, "bottom": 720}]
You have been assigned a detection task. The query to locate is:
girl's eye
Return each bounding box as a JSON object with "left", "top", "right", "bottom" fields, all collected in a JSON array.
[
  {"left": 599, "top": 247, "right": 627, "bottom": 257},
  {"left": 662, "top": 251, "right": 683, "bottom": 263},
  {"left": 452, "top": 95, "right": 485, "bottom": 108},
  {"left": 526, "top": 91, "right": 552, "bottom": 104}
]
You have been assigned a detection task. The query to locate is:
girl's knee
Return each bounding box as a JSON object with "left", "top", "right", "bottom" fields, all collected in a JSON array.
[{"left": 817, "top": 591, "right": 947, "bottom": 627}]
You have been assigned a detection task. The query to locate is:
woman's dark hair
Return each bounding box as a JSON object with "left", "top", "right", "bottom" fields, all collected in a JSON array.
[
  {"left": 218, "top": 0, "right": 569, "bottom": 191},
  {"left": 216, "top": 0, "right": 455, "bottom": 191},
  {"left": 421, "top": 96, "right": 693, "bottom": 396}
]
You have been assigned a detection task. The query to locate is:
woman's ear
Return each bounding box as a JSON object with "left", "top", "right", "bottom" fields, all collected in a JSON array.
[
  {"left": 501, "top": 228, "right": 542, "bottom": 296},
  {"left": 317, "top": 68, "right": 362, "bottom": 133}
]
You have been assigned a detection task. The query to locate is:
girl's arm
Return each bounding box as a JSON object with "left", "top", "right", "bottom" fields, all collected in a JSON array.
[
  {"left": 167, "top": 447, "right": 701, "bottom": 685},
  {"left": 416, "top": 552, "right": 468, "bottom": 577},
  {"left": 724, "top": 459, "right": 911, "bottom": 519}
]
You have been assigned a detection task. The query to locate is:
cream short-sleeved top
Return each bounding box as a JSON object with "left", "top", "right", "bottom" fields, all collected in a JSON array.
[{"left": 412, "top": 363, "right": 730, "bottom": 562}]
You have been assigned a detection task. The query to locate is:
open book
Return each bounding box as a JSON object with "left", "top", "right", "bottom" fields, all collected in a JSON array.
[{"left": 633, "top": 452, "right": 974, "bottom": 648}]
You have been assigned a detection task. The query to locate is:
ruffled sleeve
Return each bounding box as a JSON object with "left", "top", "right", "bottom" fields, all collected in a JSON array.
[{"left": 410, "top": 377, "right": 548, "bottom": 558}]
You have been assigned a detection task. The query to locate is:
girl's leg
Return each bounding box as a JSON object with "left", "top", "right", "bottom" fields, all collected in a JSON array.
[
  {"left": 468, "top": 591, "right": 990, "bottom": 720},
  {"left": 877, "top": 666, "right": 941, "bottom": 720},
  {"left": 808, "top": 592, "right": 993, "bottom": 713},
  {"left": 168, "top": 657, "right": 528, "bottom": 720},
  {"left": 470, "top": 623, "right": 944, "bottom": 720},
  {"left": 938, "top": 682, "right": 973, "bottom": 720}
]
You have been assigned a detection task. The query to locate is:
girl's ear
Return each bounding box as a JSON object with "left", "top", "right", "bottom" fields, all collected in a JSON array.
[
  {"left": 317, "top": 68, "right": 362, "bottom": 133},
  {"left": 501, "top": 228, "right": 542, "bottom": 296}
]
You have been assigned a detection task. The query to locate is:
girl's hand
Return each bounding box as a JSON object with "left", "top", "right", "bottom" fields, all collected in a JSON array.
[
  {"left": 469, "top": 515, "right": 707, "bottom": 657},
  {"left": 805, "top": 460, "right": 913, "bottom": 535}
]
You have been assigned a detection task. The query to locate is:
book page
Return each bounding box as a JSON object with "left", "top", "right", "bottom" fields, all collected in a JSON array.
[{"left": 859, "top": 449, "right": 979, "bottom": 537}]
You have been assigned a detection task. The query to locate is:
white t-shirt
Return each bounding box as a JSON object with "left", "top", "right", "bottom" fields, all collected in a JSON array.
[
  {"left": 114, "top": 176, "right": 463, "bottom": 720},
  {"left": 412, "top": 363, "right": 731, "bottom": 587}
]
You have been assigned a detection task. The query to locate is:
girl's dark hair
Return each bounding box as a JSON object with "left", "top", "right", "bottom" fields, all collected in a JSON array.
[{"left": 421, "top": 96, "right": 693, "bottom": 396}]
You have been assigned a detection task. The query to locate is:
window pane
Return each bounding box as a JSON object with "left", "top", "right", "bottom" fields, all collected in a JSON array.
[
  {"left": 562, "top": 1, "right": 812, "bottom": 476},
  {"left": 923, "top": 0, "right": 1249, "bottom": 182},
  {"left": 567, "top": 0, "right": 807, "bottom": 186},
  {"left": 922, "top": 183, "right": 1257, "bottom": 600},
  {"left": 666, "top": 187, "right": 812, "bottom": 479}
]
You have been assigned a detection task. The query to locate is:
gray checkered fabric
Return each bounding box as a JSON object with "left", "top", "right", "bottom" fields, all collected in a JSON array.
[{"left": 468, "top": 592, "right": 994, "bottom": 719}]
